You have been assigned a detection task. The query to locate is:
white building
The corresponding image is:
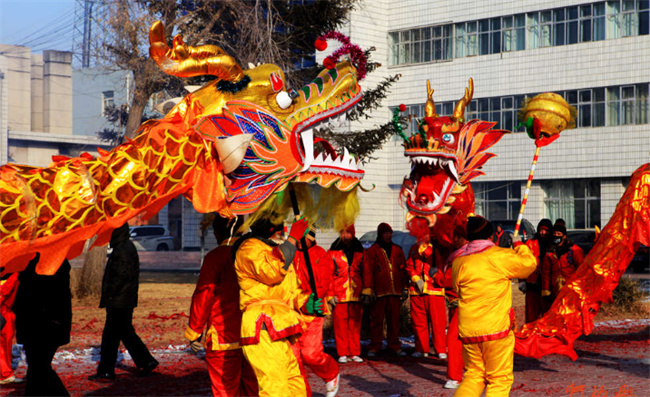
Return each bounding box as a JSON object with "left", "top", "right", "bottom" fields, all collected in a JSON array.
[{"left": 335, "top": 0, "right": 649, "bottom": 241}]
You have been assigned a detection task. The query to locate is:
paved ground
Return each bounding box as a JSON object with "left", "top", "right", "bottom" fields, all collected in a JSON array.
[{"left": 2, "top": 319, "right": 648, "bottom": 397}]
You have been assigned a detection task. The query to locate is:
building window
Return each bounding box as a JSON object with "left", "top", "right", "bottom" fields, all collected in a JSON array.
[
  {"left": 543, "top": 179, "right": 601, "bottom": 229},
  {"left": 391, "top": 1, "right": 649, "bottom": 66},
  {"left": 102, "top": 90, "right": 114, "bottom": 114},
  {"left": 474, "top": 182, "right": 522, "bottom": 221},
  {"left": 388, "top": 24, "right": 452, "bottom": 66}
]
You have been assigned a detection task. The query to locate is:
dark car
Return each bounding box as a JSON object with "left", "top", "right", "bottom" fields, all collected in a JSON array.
[
  {"left": 359, "top": 230, "right": 417, "bottom": 256},
  {"left": 566, "top": 229, "right": 598, "bottom": 255},
  {"left": 490, "top": 219, "right": 536, "bottom": 243}
]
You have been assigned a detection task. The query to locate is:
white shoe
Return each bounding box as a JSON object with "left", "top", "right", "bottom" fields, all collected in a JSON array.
[
  {"left": 367, "top": 350, "right": 377, "bottom": 358},
  {"left": 444, "top": 379, "right": 460, "bottom": 389},
  {"left": 438, "top": 353, "right": 448, "bottom": 359},
  {"left": 350, "top": 355, "right": 364, "bottom": 362},
  {"left": 411, "top": 351, "right": 424, "bottom": 358},
  {"left": 326, "top": 373, "right": 340, "bottom": 397},
  {"left": 0, "top": 375, "right": 24, "bottom": 385},
  {"left": 337, "top": 356, "right": 348, "bottom": 363}
]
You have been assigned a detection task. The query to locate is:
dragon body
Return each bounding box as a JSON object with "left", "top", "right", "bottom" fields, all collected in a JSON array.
[
  {"left": 0, "top": 22, "right": 365, "bottom": 275},
  {"left": 400, "top": 80, "right": 650, "bottom": 359}
]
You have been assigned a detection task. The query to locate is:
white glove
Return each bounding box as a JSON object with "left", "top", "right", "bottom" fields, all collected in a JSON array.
[
  {"left": 415, "top": 279, "right": 425, "bottom": 293},
  {"left": 512, "top": 233, "right": 522, "bottom": 244}
]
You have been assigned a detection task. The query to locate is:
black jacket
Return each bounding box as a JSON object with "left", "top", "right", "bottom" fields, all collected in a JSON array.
[
  {"left": 100, "top": 224, "right": 140, "bottom": 309},
  {"left": 14, "top": 253, "right": 72, "bottom": 348}
]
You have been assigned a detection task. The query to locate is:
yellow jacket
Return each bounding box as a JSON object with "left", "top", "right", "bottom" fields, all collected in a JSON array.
[
  {"left": 235, "top": 238, "right": 309, "bottom": 345},
  {"left": 452, "top": 241, "right": 536, "bottom": 343}
]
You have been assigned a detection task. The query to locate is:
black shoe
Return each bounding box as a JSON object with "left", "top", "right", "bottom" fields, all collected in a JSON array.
[
  {"left": 88, "top": 372, "right": 116, "bottom": 382},
  {"left": 138, "top": 359, "right": 159, "bottom": 376}
]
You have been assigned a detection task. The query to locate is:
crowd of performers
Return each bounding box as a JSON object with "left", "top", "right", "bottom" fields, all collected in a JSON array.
[
  {"left": 0, "top": 213, "right": 584, "bottom": 396},
  {"left": 181, "top": 213, "right": 584, "bottom": 397}
]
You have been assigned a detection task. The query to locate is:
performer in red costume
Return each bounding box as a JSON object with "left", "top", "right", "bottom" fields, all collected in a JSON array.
[
  {"left": 541, "top": 224, "right": 585, "bottom": 302},
  {"left": 434, "top": 225, "right": 468, "bottom": 390},
  {"left": 519, "top": 219, "right": 553, "bottom": 323},
  {"left": 405, "top": 230, "right": 447, "bottom": 359},
  {"left": 362, "top": 223, "right": 407, "bottom": 357},
  {"left": 293, "top": 230, "right": 340, "bottom": 397},
  {"left": 329, "top": 224, "right": 365, "bottom": 364},
  {"left": 0, "top": 272, "right": 21, "bottom": 385},
  {"left": 185, "top": 215, "right": 258, "bottom": 397}
]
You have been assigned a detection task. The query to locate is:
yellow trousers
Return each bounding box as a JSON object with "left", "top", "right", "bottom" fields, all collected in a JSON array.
[
  {"left": 242, "top": 330, "right": 307, "bottom": 397},
  {"left": 454, "top": 331, "right": 515, "bottom": 397}
]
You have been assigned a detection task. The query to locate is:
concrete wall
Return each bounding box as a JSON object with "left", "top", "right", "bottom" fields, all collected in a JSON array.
[
  {"left": 0, "top": 45, "right": 31, "bottom": 132},
  {"left": 30, "top": 54, "right": 44, "bottom": 132},
  {"left": 72, "top": 68, "right": 130, "bottom": 136},
  {"left": 0, "top": 55, "right": 8, "bottom": 165},
  {"left": 43, "top": 50, "right": 73, "bottom": 134}
]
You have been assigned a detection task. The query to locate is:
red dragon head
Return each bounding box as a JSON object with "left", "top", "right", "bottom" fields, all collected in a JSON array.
[{"left": 399, "top": 79, "right": 509, "bottom": 245}]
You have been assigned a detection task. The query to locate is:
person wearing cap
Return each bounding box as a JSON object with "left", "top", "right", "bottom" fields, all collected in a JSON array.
[
  {"left": 405, "top": 230, "right": 447, "bottom": 360},
  {"left": 452, "top": 216, "right": 536, "bottom": 397},
  {"left": 234, "top": 216, "right": 318, "bottom": 396},
  {"left": 329, "top": 224, "right": 365, "bottom": 364},
  {"left": 433, "top": 225, "right": 468, "bottom": 390},
  {"left": 362, "top": 223, "right": 407, "bottom": 357},
  {"left": 541, "top": 224, "right": 585, "bottom": 302},
  {"left": 292, "top": 230, "right": 340, "bottom": 397},
  {"left": 185, "top": 215, "right": 258, "bottom": 397},
  {"left": 519, "top": 218, "right": 554, "bottom": 323}
]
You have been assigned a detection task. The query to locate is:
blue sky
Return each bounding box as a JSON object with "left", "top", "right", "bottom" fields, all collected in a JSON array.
[{"left": 0, "top": 0, "right": 76, "bottom": 52}]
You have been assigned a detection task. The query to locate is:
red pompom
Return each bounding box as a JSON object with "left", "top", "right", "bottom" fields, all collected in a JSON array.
[
  {"left": 398, "top": 104, "right": 407, "bottom": 112},
  {"left": 323, "top": 57, "right": 336, "bottom": 70},
  {"left": 314, "top": 38, "right": 328, "bottom": 51}
]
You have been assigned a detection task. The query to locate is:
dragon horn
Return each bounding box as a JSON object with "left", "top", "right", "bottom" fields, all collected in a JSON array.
[
  {"left": 424, "top": 80, "right": 438, "bottom": 120},
  {"left": 452, "top": 78, "right": 474, "bottom": 122},
  {"left": 149, "top": 21, "right": 244, "bottom": 82}
]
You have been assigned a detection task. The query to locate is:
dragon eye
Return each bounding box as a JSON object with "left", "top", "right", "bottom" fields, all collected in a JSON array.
[
  {"left": 442, "top": 133, "right": 454, "bottom": 144},
  {"left": 276, "top": 91, "right": 293, "bottom": 109}
]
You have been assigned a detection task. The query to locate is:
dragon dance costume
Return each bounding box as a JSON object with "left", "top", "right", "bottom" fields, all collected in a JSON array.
[
  {"left": 292, "top": 242, "right": 339, "bottom": 396},
  {"left": 186, "top": 242, "right": 258, "bottom": 397},
  {"left": 452, "top": 239, "right": 536, "bottom": 397},
  {"left": 542, "top": 243, "right": 584, "bottom": 299},
  {"left": 329, "top": 231, "right": 365, "bottom": 360},
  {"left": 235, "top": 237, "right": 310, "bottom": 397},
  {"left": 0, "top": 273, "right": 19, "bottom": 382},
  {"left": 406, "top": 243, "right": 447, "bottom": 356},
  {"left": 363, "top": 237, "right": 407, "bottom": 354}
]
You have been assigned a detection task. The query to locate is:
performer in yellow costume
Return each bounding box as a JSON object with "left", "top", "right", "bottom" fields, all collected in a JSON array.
[
  {"left": 234, "top": 216, "right": 322, "bottom": 397},
  {"left": 452, "top": 217, "right": 536, "bottom": 397}
]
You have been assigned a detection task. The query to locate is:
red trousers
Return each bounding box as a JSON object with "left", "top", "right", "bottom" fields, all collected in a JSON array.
[
  {"left": 0, "top": 310, "right": 15, "bottom": 380},
  {"left": 206, "top": 347, "right": 258, "bottom": 397},
  {"left": 524, "top": 290, "right": 543, "bottom": 323},
  {"left": 410, "top": 294, "right": 447, "bottom": 355},
  {"left": 332, "top": 302, "right": 363, "bottom": 357},
  {"left": 369, "top": 296, "right": 401, "bottom": 352},
  {"left": 292, "top": 317, "right": 339, "bottom": 397},
  {"left": 447, "top": 307, "right": 463, "bottom": 382}
]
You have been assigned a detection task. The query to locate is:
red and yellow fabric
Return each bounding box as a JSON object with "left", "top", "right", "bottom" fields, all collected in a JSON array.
[
  {"left": 453, "top": 331, "right": 515, "bottom": 397},
  {"left": 185, "top": 244, "right": 242, "bottom": 351},
  {"left": 332, "top": 302, "right": 363, "bottom": 357},
  {"left": 330, "top": 250, "right": 364, "bottom": 302},
  {"left": 407, "top": 243, "right": 446, "bottom": 355},
  {"left": 0, "top": 273, "right": 19, "bottom": 380},
  {"left": 452, "top": 242, "right": 536, "bottom": 343},
  {"left": 523, "top": 238, "right": 547, "bottom": 323},
  {"left": 405, "top": 244, "right": 444, "bottom": 296},
  {"left": 206, "top": 348, "right": 258, "bottom": 397},
  {"left": 523, "top": 239, "right": 543, "bottom": 284},
  {"left": 542, "top": 244, "right": 584, "bottom": 298},
  {"left": 243, "top": 330, "right": 307, "bottom": 397},
  {"left": 235, "top": 238, "right": 309, "bottom": 345},
  {"left": 515, "top": 165, "right": 650, "bottom": 360},
  {"left": 294, "top": 244, "right": 335, "bottom": 318},
  {"left": 436, "top": 247, "right": 463, "bottom": 382},
  {"left": 362, "top": 243, "right": 406, "bottom": 297}
]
